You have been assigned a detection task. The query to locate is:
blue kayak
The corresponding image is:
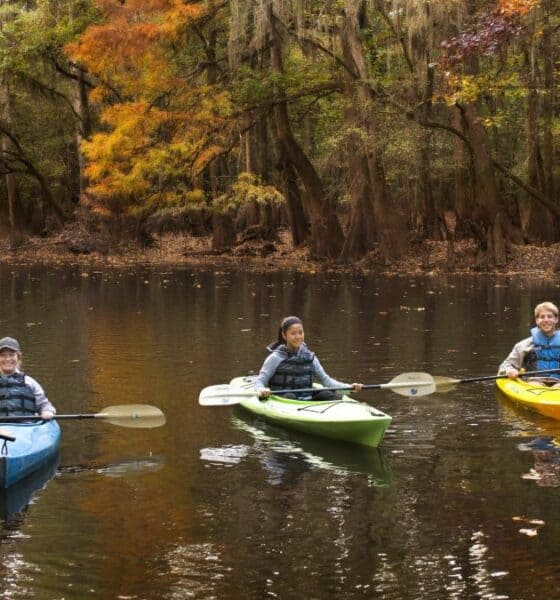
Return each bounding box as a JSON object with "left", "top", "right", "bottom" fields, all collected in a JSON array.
[{"left": 0, "top": 420, "right": 61, "bottom": 488}]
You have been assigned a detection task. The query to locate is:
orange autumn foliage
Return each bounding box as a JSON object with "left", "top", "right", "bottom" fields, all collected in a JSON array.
[
  {"left": 67, "top": 0, "right": 230, "bottom": 213},
  {"left": 497, "top": 0, "right": 541, "bottom": 17}
]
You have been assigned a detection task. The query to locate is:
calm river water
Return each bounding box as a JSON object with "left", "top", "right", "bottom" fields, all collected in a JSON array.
[{"left": 0, "top": 264, "right": 559, "bottom": 599}]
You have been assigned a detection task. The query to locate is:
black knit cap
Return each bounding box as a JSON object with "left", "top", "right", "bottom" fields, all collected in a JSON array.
[{"left": 266, "top": 316, "right": 303, "bottom": 352}]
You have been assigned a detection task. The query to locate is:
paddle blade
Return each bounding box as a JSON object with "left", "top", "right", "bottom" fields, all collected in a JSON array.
[
  {"left": 387, "top": 372, "right": 436, "bottom": 397},
  {"left": 199, "top": 384, "right": 250, "bottom": 406},
  {"left": 432, "top": 375, "right": 461, "bottom": 393},
  {"left": 96, "top": 405, "right": 166, "bottom": 428}
]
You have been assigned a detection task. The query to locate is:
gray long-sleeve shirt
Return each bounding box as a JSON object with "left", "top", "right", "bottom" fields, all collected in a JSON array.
[
  {"left": 255, "top": 343, "right": 349, "bottom": 393},
  {"left": 15, "top": 370, "right": 56, "bottom": 414},
  {"left": 498, "top": 337, "right": 534, "bottom": 374}
]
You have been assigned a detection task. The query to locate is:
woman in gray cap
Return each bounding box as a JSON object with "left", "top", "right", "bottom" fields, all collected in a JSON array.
[{"left": 0, "top": 337, "right": 56, "bottom": 419}]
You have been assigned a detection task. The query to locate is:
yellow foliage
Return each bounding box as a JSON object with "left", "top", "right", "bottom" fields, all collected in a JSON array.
[
  {"left": 214, "top": 173, "right": 285, "bottom": 213},
  {"left": 443, "top": 72, "right": 524, "bottom": 105},
  {"left": 81, "top": 96, "right": 229, "bottom": 214}
]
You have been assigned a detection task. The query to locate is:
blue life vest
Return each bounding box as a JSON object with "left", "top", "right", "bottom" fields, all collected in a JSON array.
[
  {"left": 268, "top": 345, "right": 315, "bottom": 396},
  {"left": 525, "top": 327, "right": 560, "bottom": 379},
  {"left": 0, "top": 372, "right": 37, "bottom": 416}
]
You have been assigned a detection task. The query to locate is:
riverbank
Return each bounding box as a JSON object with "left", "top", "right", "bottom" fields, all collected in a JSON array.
[{"left": 1, "top": 229, "right": 559, "bottom": 276}]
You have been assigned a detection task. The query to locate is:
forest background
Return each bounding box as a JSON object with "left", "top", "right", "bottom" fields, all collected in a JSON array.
[{"left": 0, "top": 0, "right": 558, "bottom": 274}]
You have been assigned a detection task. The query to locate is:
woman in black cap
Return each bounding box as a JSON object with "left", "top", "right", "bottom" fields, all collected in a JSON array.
[
  {"left": 254, "top": 316, "right": 363, "bottom": 400},
  {"left": 0, "top": 336, "right": 56, "bottom": 419}
]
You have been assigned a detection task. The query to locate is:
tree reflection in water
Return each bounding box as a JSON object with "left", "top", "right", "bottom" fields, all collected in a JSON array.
[{"left": 519, "top": 436, "right": 560, "bottom": 488}]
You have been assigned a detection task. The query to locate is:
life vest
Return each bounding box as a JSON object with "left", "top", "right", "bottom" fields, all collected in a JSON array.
[
  {"left": 525, "top": 327, "right": 560, "bottom": 378},
  {"left": 268, "top": 345, "right": 315, "bottom": 395},
  {"left": 0, "top": 372, "right": 37, "bottom": 416}
]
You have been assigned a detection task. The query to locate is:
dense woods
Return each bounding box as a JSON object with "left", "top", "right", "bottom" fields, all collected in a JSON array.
[{"left": 0, "top": 0, "right": 557, "bottom": 269}]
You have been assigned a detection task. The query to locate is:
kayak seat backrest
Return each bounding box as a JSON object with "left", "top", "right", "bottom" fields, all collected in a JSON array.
[{"left": 0, "top": 429, "right": 16, "bottom": 442}]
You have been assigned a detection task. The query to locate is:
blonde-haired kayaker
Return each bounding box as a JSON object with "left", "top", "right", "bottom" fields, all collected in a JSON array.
[
  {"left": 498, "top": 302, "right": 560, "bottom": 387},
  {"left": 255, "top": 316, "right": 363, "bottom": 400},
  {"left": 0, "top": 337, "right": 56, "bottom": 419}
]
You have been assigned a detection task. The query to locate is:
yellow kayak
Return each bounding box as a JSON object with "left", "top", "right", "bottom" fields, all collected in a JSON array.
[{"left": 496, "top": 378, "right": 560, "bottom": 420}]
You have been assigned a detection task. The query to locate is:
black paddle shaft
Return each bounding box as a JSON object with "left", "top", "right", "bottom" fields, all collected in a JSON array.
[
  {"left": 458, "top": 368, "right": 560, "bottom": 384},
  {"left": 0, "top": 414, "right": 98, "bottom": 422},
  {"left": 272, "top": 386, "right": 355, "bottom": 395},
  {"left": 271, "top": 383, "right": 397, "bottom": 395}
]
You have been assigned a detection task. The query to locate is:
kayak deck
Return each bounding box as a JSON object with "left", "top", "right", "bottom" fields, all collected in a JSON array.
[
  {"left": 231, "top": 376, "right": 392, "bottom": 448},
  {"left": 0, "top": 420, "right": 61, "bottom": 489},
  {"left": 496, "top": 378, "right": 560, "bottom": 420}
]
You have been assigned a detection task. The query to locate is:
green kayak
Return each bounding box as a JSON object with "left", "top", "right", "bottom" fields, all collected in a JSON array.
[{"left": 230, "top": 376, "right": 392, "bottom": 448}]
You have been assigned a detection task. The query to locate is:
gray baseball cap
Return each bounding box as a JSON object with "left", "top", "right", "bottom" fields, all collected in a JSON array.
[{"left": 0, "top": 337, "right": 21, "bottom": 352}]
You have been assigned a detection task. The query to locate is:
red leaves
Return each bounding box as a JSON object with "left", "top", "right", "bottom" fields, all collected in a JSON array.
[{"left": 439, "top": 0, "right": 539, "bottom": 68}]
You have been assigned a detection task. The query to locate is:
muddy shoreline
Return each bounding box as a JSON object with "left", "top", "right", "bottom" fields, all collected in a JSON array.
[{"left": 1, "top": 231, "right": 559, "bottom": 277}]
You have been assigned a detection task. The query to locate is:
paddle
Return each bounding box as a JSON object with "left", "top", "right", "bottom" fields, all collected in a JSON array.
[
  {"left": 199, "top": 372, "right": 436, "bottom": 406},
  {"left": 433, "top": 368, "right": 560, "bottom": 393},
  {"left": 0, "top": 405, "right": 166, "bottom": 429}
]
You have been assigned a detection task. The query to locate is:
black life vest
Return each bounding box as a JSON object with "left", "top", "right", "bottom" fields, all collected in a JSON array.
[
  {"left": 268, "top": 345, "right": 315, "bottom": 394},
  {"left": 0, "top": 372, "right": 37, "bottom": 416}
]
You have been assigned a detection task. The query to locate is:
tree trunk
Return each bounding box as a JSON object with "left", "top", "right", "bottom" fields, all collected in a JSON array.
[
  {"left": 0, "top": 79, "right": 18, "bottom": 235},
  {"left": 275, "top": 145, "right": 309, "bottom": 246},
  {"left": 240, "top": 111, "right": 278, "bottom": 235},
  {"left": 240, "top": 117, "right": 261, "bottom": 230},
  {"left": 460, "top": 103, "right": 506, "bottom": 267},
  {"left": 339, "top": 149, "right": 377, "bottom": 260},
  {"left": 418, "top": 64, "right": 440, "bottom": 239},
  {"left": 458, "top": 2, "right": 508, "bottom": 267},
  {"left": 451, "top": 105, "right": 471, "bottom": 233},
  {"left": 205, "top": 24, "right": 235, "bottom": 249},
  {"left": 341, "top": 0, "right": 408, "bottom": 264},
  {"left": 339, "top": 18, "right": 376, "bottom": 261},
  {"left": 212, "top": 211, "right": 236, "bottom": 250},
  {"left": 541, "top": 1, "right": 557, "bottom": 237},
  {"left": 522, "top": 35, "right": 554, "bottom": 242},
  {"left": 267, "top": 3, "right": 344, "bottom": 259},
  {"left": 72, "top": 63, "right": 92, "bottom": 202}
]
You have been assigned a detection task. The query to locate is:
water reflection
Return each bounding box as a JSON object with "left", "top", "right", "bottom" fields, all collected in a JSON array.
[
  {"left": 518, "top": 437, "right": 560, "bottom": 487},
  {"left": 494, "top": 392, "right": 560, "bottom": 489},
  {"left": 199, "top": 445, "right": 250, "bottom": 466},
  {"left": 225, "top": 410, "right": 392, "bottom": 486},
  {"left": 0, "top": 455, "right": 58, "bottom": 522},
  {"left": 163, "top": 542, "right": 230, "bottom": 600},
  {"left": 57, "top": 453, "right": 166, "bottom": 478},
  {"left": 3, "top": 266, "right": 560, "bottom": 598},
  {"left": 496, "top": 390, "right": 560, "bottom": 437}
]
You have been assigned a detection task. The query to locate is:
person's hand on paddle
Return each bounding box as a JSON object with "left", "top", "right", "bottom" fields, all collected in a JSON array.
[
  {"left": 506, "top": 369, "right": 519, "bottom": 379},
  {"left": 351, "top": 383, "right": 363, "bottom": 393},
  {"left": 41, "top": 410, "right": 54, "bottom": 420},
  {"left": 259, "top": 388, "right": 271, "bottom": 399}
]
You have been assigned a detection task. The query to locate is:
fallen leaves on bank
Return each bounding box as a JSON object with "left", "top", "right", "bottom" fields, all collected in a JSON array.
[{"left": 1, "top": 231, "right": 560, "bottom": 277}]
